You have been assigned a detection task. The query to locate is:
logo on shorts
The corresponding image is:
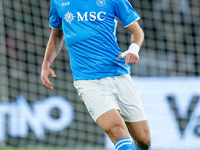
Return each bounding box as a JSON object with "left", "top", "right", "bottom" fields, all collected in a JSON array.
[
  {"left": 89, "top": 107, "right": 94, "bottom": 116},
  {"left": 96, "top": 0, "right": 106, "bottom": 6}
]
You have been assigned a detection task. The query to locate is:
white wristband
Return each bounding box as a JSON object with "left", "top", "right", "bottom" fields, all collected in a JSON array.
[{"left": 120, "top": 43, "right": 140, "bottom": 58}]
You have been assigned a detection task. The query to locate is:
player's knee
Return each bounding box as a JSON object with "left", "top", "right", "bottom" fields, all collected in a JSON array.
[
  {"left": 105, "top": 125, "right": 128, "bottom": 142},
  {"left": 104, "top": 124, "right": 123, "bottom": 135},
  {"left": 136, "top": 133, "right": 151, "bottom": 149}
]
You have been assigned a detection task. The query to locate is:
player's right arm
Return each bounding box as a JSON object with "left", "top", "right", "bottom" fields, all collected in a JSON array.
[{"left": 41, "top": 28, "right": 64, "bottom": 89}]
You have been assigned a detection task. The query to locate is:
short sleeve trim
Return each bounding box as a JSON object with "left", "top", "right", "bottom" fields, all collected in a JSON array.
[
  {"left": 49, "top": 24, "right": 62, "bottom": 30},
  {"left": 124, "top": 17, "right": 140, "bottom": 28}
]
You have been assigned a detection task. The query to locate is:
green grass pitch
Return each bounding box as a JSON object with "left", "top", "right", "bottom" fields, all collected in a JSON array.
[
  {"left": 2, "top": 148, "right": 105, "bottom": 150},
  {"left": 0, "top": 149, "right": 72, "bottom": 150},
  {"left": 2, "top": 149, "right": 70, "bottom": 150}
]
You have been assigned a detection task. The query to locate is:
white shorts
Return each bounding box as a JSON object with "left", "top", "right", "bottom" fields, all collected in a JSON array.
[{"left": 73, "top": 74, "right": 147, "bottom": 122}]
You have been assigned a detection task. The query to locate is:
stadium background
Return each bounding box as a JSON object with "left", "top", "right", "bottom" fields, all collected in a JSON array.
[{"left": 0, "top": 0, "right": 200, "bottom": 150}]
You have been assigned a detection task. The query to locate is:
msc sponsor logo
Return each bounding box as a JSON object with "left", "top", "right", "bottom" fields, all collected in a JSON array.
[
  {"left": 64, "top": 11, "right": 76, "bottom": 24},
  {"left": 64, "top": 11, "right": 106, "bottom": 23}
]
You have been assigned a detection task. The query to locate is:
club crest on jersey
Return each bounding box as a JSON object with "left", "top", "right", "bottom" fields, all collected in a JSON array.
[
  {"left": 96, "top": 0, "right": 106, "bottom": 6},
  {"left": 64, "top": 11, "right": 106, "bottom": 23}
]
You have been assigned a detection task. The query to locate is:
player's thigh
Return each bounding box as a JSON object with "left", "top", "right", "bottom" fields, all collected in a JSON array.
[
  {"left": 125, "top": 120, "right": 151, "bottom": 144},
  {"left": 97, "top": 109, "right": 127, "bottom": 132},
  {"left": 96, "top": 109, "right": 130, "bottom": 143}
]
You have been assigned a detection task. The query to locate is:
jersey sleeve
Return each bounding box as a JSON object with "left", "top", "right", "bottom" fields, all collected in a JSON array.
[
  {"left": 114, "top": 0, "right": 140, "bottom": 27},
  {"left": 49, "top": 0, "right": 62, "bottom": 29}
]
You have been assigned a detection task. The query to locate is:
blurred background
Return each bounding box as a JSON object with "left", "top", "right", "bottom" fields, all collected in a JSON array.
[{"left": 0, "top": 0, "right": 200, "bottom": 150}]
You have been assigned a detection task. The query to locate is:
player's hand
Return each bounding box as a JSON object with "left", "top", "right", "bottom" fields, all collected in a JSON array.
[
  {"left": 41, "top": 65, "right": 57, "bottom": 90},
  {"left": 118, "top": 53, "right": 139, "bottom": 66}
]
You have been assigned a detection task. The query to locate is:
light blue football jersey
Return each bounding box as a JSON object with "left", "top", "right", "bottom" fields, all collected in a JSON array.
[{"left": 49, "top": 0, "right": 140, "bottom": 80}]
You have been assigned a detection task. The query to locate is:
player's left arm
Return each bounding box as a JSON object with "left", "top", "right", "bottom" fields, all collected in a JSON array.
[{"left": 118, "top": 21, "right": 144, "bottom": 66}]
